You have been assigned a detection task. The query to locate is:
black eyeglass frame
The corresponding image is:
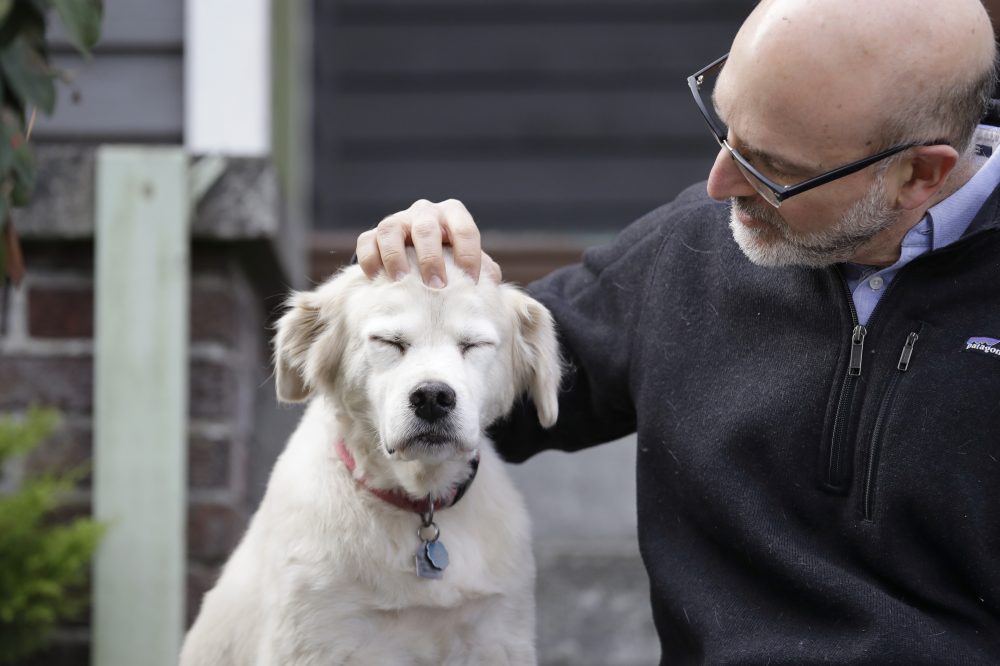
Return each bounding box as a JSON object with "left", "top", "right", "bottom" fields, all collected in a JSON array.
[{"left": 687, "top": 53, "right": 948, "bottom": 207}]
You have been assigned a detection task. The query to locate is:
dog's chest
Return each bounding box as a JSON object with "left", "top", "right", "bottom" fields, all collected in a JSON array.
[{"left": 294, "top": 583, "right": 518, "bottom": 664}]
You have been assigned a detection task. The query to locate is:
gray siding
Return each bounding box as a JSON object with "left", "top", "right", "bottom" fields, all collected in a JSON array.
[
  {"left": 35, "top": 0, "right": 183, "bottom": 143},
  {"left": 313, "top": 0, "right": 755, "bottom": 232}
]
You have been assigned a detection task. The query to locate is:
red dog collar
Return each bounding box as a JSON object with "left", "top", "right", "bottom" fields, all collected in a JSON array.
[{"left": 334, "top": 439, "right": 479, "bottom": 515}]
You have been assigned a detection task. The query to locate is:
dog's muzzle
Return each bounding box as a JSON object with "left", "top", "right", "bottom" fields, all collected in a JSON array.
[{"left": 389, "top": 382, "right": 469, "bottom": 456}]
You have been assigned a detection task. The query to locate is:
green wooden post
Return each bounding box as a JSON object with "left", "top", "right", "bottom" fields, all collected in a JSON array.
[{"left": 93, "top": 146, "right": 189, "bottom": 666}]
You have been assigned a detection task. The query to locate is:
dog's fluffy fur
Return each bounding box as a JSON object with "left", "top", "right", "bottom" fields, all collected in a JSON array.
[{"left": 180, "top": 256, "right": 561, "bottom": 665}]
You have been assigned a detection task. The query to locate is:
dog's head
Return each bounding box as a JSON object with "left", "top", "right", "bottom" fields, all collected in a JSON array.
[{"left": 273, "top": 255, "right": 561, "bottom": 463}]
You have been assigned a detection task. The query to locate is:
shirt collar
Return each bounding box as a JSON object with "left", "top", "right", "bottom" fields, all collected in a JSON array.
[
  {"left": 842, "top": 124, "right": 1000, "bottom": 278},
  {"left": 920, "top": 124, "right": 1000, "bottom": 251}
]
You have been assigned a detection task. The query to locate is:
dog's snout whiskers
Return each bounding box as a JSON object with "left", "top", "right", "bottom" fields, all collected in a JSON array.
[{"left": 409, "top": 382, "right": 456, "bottom": 422}]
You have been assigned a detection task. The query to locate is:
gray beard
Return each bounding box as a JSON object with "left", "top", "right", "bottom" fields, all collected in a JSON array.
[{"left": 728, "top": 174, "right": 902, "bottom": 268}]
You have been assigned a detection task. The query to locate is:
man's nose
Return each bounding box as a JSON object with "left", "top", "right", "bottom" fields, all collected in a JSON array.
[{"left": 706, "top": 147, "right": 757, "bottom": 202}]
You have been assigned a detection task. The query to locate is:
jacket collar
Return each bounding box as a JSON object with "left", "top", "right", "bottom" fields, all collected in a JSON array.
[{"left": 964, "top": 177, "right": 1000, "bottom": 237}]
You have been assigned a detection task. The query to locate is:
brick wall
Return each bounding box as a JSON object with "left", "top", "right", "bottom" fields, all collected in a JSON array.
[
  {"left": 0, "top": 241, "right": 281, "bottom": 664},
  {"left": 0, "top": 146, "right": 298, "bottom": 665}
]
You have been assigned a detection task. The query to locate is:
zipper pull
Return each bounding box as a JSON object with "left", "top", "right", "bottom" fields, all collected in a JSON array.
[
  {"left": 848, "top": 325, "right": 867, "bottom": 376},
  {"left": 897, "top": 332, "right": 919, "bottom": 371}
]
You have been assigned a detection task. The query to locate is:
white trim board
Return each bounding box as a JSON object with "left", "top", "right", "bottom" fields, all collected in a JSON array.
[{"left": 185, "top": 0, "right": 271, "bottom": 155}]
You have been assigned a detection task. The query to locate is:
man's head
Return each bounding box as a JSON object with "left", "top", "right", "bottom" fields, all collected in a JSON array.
[{"left": 705, "top": 0, "right": 997, "bottom": 267}]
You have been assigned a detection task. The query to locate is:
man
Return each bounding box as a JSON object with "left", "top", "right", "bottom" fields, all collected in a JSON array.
[{"left": 354, "top": 0, "right": 1000, "bottom": 662}]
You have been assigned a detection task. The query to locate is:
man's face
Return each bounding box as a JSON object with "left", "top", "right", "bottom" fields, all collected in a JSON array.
[{"left": 706, "top": 49, "right": 906, "bottom": 268}]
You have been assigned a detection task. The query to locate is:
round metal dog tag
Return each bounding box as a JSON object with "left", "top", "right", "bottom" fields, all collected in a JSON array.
[
  {"left": 425, "top": 540, "right": 449, "bottom": 571},
  {"left": 415, "top": 542, "right": 445, "bottom": 580}
]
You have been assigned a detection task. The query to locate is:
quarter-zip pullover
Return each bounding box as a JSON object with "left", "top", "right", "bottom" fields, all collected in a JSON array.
[{"left": 492, "top": 181, "right": 1000, "bottom": 665}]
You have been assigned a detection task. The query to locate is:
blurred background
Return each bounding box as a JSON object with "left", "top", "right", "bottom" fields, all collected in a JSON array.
[{"left": 0, "top": 0, "right": 754, "bottom": 664}]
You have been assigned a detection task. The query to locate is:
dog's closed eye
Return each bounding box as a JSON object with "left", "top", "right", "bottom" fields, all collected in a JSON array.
[
  {"left": 459, "top": 339, "right": 496, "bottom": 355},
  {"left": 369, "top": 335, "right": 409, "bottom": 353}
]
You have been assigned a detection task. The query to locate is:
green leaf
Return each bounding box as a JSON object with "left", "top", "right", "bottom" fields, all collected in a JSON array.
[
  {"left": 11, "top": 178, "right": 31, "bottom": 206},
  {"left": 0, "top": 218, "right": 7, "bottom": 282},
  {"left": 0, "top": 2, "right": 46, "bottom": 51},
  {"left": 0, "top": 0, "right": 14, "bottom": 24},
  {"left": 51, "top": 0, "right": 101, "bottom": 55},
  {"left": 0, "top": 407, "right": 59, "bottom": 461},
  {"left": 0, "top": 36, "right": 55, "bottom": 114},
  {"left": 0, "top": 114, "right": 18, "bottom": 175},
  {"left": 3, "top": 106, "right": 35, "bottom": 201}
]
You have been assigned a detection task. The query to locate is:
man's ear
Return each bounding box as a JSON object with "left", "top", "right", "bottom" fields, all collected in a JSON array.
[
  {"left": 504, "top": 288, "right": 562, "bottom": 428},
  {"left": 273, "top": 290, "right": 325, "bottom": 402},
  {"left": 894, "top": 144, "right": 960, "bottom": 210}
]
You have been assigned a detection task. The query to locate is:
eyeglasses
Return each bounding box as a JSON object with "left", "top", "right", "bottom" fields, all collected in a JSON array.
[{"left": 687, "top": 54, "right": 948, "bottom": 208}]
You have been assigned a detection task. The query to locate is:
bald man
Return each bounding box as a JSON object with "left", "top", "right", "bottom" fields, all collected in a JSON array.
[{"left": 352, "top": 0, "right": 1000, "bottom": 662}]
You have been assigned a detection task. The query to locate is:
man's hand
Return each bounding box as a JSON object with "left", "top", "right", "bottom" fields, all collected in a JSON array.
[{"left": 356, "top": 199, "right": 501, "bottom": 286}]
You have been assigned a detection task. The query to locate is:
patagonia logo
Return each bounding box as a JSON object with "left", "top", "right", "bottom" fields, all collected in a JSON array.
[{"left": 965, "top": 337, "right": 1000, "bottom": 359}]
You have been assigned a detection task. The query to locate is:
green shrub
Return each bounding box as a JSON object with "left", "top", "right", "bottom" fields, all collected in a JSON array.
[{"left": 0, "top": 407, "right": 104, "bottom": 664}]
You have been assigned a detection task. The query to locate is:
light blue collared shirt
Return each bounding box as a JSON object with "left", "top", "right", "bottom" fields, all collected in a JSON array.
[{"left": 842, "top": 124, "right": 1000, "bottom": 325}]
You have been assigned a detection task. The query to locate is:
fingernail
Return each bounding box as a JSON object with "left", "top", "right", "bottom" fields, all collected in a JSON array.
[
  {"left": 429, "top": 274, "right": 445, "bottom": 289},
  {"left": 394, "top": 271, "right": 407, "bottom": 282}
]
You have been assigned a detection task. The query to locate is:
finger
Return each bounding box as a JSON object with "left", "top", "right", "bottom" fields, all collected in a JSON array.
[
  {"left": 376, "top": 213, "right": 413, "bottom": 281},
  {"left": 481, "top": 251, "right": 502, "bottom": 283},
  {"left": 409, "top": 203, "right": 447, "bottom": 288},
  {"left": 355, "top": 229, "right": 383, "bottom": 279},
  {"left": 438, "top": 199, "right": 482, "bottom": 283}
]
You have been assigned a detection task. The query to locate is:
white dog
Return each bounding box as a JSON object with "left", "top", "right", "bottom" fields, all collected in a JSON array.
[{"left": 180, "top": 255, "right": 561, "bottom": 665}]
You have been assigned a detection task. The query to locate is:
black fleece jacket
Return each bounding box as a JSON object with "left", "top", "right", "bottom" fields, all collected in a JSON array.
[{"left": 492, "top": 182, "right": 1000, "bottom": 664}]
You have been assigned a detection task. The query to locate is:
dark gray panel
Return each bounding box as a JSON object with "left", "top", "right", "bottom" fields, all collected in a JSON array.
[
  {"left": 48, "top": 0, "right": 184, "bottom": 50},
  {"left": 330, "top": 156, "right": 715, "bottom": 205},
  {"left": 339, "top": 0, "right": 741, "bottom": 5},
  {"left": 312, "top": 0, "right": 749, "bottom": 231},
  {"left": 334, "top": 0, "right": 753, "bottom": 22},
  {"left": 331, "top": 192, "right": 710, "bottom": 232},
  {"left": 33, "top": 54, "right": 183, "bottom": 141},
  {"left": 330, "top": 90, "right": 701, "bottom": 141},
  {"left": 332, "top": 24, "right": 728, "bottom": 76}
]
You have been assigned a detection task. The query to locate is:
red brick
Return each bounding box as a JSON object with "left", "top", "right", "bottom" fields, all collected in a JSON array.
[
  {"left": 23, "top": 242, "right": 94, "bottom": 273},
  {"left": 187, "top": 501, "right": 246, "bottom": 563},
  {"left": 189, "top": 361, "right": 236, "bottom": 420},
  {"left": 190, "top": 248, "right": 234, "bottom": 277},
  {"left": 0, "top": 357, "right": 240, "bottom": 428},
  {"left": 191, "top": 284, "right": 240, "bottom": 345},
  {"left": 188, "top": 434, "right": 230, "bottom": 490},
  {"left": 28, "top": 286, "right": 94, "bottom": 339},
  {"left": 26, "top": 279, "right": 247, "bottom": 343},
  {"left": 25, "top": 422, "right": 233, "bottom": 491},
  {"left": 0, "top": 356, "right": 93, "bottom": 413}
]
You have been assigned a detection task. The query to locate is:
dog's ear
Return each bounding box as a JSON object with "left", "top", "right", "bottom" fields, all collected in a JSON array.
[
  {"left": 273, "top": 290, "right": 325, "bottom": 402},
  {"left": 273, "top": 268, "right": 365, "bottom": 402},
  {"left": 505, "top": 288, "right": 562, "bottom": 428}
]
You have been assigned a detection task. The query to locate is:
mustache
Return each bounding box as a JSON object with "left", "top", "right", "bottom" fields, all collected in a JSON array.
[{"left": 731, "top": 197, "right": 789, "bottom": 235}]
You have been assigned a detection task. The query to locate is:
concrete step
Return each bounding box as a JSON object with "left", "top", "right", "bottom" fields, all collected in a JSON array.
[{"left": 535, "top": 547, "right": 659, "bottom": 666}]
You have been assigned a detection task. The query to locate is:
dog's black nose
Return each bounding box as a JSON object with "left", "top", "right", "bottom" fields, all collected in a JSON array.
[{"left": 409, "top": 382, "right": 456, "bottom": 422}]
